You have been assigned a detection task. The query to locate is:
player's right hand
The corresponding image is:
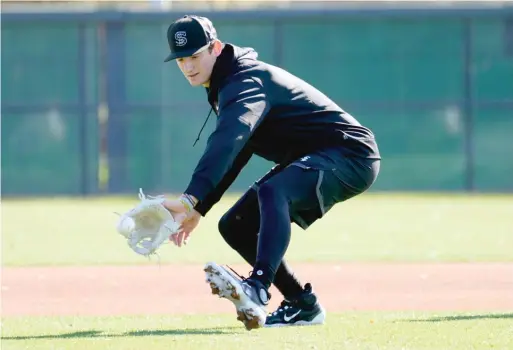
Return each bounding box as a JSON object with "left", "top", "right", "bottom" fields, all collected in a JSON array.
[{"left": 171, "top": 209, "right": 201, "bottom": 247}]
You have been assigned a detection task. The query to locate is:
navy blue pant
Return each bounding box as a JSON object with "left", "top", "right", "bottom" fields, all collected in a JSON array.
[{"left": 218, "top": 146, "right": 380, "bottom": 299}]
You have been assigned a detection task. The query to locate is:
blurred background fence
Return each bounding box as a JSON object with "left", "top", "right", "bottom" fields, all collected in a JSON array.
[{"left": 2, "top": 1, "right": 513, "bottom": 196}]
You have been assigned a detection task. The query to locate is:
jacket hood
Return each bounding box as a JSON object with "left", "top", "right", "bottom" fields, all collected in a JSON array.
[
  {"left": 232, "top": 44, "right": 259, "bottom": 64},
  {"left": 207, "top": 43, "right": 258, "bottom": 107}
]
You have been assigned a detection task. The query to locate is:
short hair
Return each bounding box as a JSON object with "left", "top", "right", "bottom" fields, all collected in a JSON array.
[{"left": 208, "top": 42, "right": 215, "bottom": 54}]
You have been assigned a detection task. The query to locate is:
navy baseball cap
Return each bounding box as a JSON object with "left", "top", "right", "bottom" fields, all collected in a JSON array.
[{"left": 164, "top": 15, "right": 218, "bottom": 62}]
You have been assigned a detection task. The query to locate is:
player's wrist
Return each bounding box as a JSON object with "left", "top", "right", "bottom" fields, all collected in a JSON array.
[
  {"left": 179, "top": 193, "right": 198, "bottom": 212},
  {"left": 188, "top": 194, "right": 199, "bottom": 205}
]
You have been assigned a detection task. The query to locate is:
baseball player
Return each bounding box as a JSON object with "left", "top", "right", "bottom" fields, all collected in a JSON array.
[{"left": 161, "top": 15, "right": 381, "bottom": 330}]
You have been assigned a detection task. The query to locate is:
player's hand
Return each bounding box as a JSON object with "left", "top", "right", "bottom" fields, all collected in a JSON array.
[
  {"left": 162, "top": 199, "right": 188, "bottom": 226},
  {"left": 163, "top": 194, "right": 198, "bottom": 247},
  {"left": 171, "top": 209, "right": 201, "bottom": 247},
  {"left": 163, "top": 194, "right": 197, "bottom": 218}
]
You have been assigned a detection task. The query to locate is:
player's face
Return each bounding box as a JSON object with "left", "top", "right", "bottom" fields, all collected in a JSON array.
[{"left": 176, "top": 47, "right": 217, "bottom": 87}]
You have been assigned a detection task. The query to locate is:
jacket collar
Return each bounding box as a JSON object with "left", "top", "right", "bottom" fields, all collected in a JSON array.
[{"left": 206, "top": 43, "right": 235, "bottom": 108}]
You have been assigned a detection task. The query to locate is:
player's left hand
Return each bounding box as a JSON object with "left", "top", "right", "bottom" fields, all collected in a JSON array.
[{"left": 115, "top": 189, "right": 182, "bottom": 257}]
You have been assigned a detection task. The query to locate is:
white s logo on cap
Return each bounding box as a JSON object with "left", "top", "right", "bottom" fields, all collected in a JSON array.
[{"left": 175, "top": 31, "right": 187, "bottom": 46}]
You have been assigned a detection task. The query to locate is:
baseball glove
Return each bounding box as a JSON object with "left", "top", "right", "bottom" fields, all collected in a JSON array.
[{"left": 116, "top": 189, "right": 180, "bottom": 257}]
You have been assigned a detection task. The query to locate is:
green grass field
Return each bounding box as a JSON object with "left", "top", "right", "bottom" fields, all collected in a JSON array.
[
  {"left": 2, "top": 193, "right": 512, "bottom": 350},
  {"left": 2, "top": 312, "right": 513, "bottom": 350},
  {"left": 2, "top": 193, "right": 512, "bottom": 266}
]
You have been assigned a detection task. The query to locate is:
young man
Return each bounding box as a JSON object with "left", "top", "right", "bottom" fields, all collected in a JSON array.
[{"left": 162, "top": 15, "right": 381, "bottom": 330}]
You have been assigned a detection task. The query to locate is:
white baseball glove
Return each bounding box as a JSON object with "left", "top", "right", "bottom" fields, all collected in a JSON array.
[{"left": 116, "top": 189, "right": 180, "bottom": 257}]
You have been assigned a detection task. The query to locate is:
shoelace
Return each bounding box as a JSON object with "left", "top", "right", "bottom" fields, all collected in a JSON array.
[
  {"left": 271, "top": 300, "right": 294, "bottom": 316},
  {"left": 226, "top": 265, "right": 251, "bottom": 281},
  {"left": 225, "top": 265, "right": 272, "bottom": 303}
]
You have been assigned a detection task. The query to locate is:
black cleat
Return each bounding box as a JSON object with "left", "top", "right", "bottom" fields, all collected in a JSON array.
[{"left": 265, "top": 283, "right": 326, "bottom": 327}]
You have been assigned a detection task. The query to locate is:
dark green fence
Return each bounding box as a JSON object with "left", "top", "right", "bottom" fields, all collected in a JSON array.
[{"left": 2, "top": 7, "right": 513, "bottom": 195}]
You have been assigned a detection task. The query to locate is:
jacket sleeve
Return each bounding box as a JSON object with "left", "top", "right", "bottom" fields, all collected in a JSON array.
[
  {"left": 184, "top": 77, "right": 269, "bottom": 209},
  {"left": 193, "top": 143, "right": 253, "bottom": 216}
]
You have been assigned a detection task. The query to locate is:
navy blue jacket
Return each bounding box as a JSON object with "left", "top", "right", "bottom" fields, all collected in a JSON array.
[{"left": 185, "top": 43, "right": 380, "bottom": 216}]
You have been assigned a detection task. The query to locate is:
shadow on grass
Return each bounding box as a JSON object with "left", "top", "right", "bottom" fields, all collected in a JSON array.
[
  {"left": 2, "top": 327, "right": 241, "bottom": 340},
  {"left": 401, "top": 313, "right": 513, "bottom": 322}
]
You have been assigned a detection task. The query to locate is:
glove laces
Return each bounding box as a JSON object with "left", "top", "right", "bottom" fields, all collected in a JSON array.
[{"left": 138, "top": 188, "right": 165, "bottom": 201}]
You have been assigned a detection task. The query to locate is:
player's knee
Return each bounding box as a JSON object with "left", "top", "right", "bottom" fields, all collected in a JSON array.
[
  {"left": 257, "top": 181, "right": 283, "bottom": 199},
  {"left": 257, "top": 181, "right": 286, "bottom": 202},
  {"left": 218, "top": 212, "right": 237, "bottom": 245}
]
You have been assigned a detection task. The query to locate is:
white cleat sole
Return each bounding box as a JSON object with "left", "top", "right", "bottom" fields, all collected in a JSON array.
[{"left": 203, "top": 262, "right": 267, "bottom": 331}]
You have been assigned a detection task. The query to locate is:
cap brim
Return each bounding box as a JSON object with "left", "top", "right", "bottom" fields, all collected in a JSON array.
[{"left": 163, "top": 43, "right": 211, "bottom": 62}]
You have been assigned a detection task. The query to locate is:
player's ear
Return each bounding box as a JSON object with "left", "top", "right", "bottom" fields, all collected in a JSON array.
[{"left": 212, "top": 40, "right": 223, "bottom": 57}]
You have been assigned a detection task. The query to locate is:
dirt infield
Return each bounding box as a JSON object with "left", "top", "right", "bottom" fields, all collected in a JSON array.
[{"left": 2, "top": 263, "right": 512, "bottom": 317}]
